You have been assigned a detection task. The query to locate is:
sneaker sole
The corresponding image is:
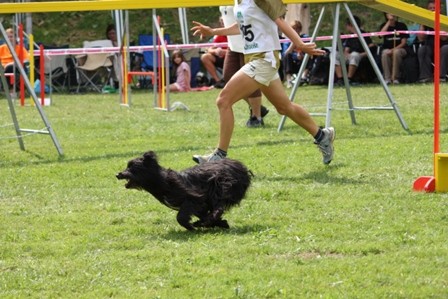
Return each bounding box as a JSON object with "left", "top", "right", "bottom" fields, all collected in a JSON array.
[
  {"left": 324, "top": 127, "right": 335, "bottom": 165},
  {"left": 192, "top": 155, "right": 202, "bottom": 164}
]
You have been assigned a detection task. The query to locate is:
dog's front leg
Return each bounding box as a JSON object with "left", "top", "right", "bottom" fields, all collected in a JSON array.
[
  {"left": 176, "top": 202, "right": 195, "bottom": 231},
  {"left": 203, "top": 207, "right": 230, "bottom": 229}
]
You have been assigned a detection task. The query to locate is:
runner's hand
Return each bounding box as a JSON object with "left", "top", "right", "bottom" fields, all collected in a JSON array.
[{"left": 191, "top": 21, "right": 213, "bottom": 40}]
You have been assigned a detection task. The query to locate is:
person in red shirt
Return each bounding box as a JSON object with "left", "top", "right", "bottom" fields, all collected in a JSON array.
[{"left": 200, "top": 17, "right": 228, "bottom": 88}]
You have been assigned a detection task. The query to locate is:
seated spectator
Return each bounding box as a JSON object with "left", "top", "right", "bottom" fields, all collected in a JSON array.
[
  {"left": 335, "top": 16, "right": 376, "bottom": 86},
  {"left": 169, "top": 50, "right": 191, "bottom": 92},
  {"left": 200, "top": 17, "right": 227, "bottom": 88},
  {"left": 105, "top": 24, "right": 118, "bottom": 47},
  {"left": 0, "top": 28, "right": 29, "bottom": 89},
  {"left": 282, "top": 20, "right": 311, "bottom": 88},
  {"left": 417, "top": 0, "right": 448, "bottom": 83},
  {"left": 379, "top": 13, "right": 409, "bottom": 84}
]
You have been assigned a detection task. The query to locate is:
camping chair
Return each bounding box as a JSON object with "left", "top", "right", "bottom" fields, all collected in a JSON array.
[
  {"left": 34, "top": 44, "right": 69, "bottom": 92},
  {"left": 128, "top": 34, "right": 170, "bottom": 89},
  {"left": 75, "top": 39, "right": 114, "bottom": 93}
]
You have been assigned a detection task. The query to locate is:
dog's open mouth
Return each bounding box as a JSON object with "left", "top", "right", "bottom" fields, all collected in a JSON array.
[
  {"left": 116, "top": 173, "right": 141, "bottom": 190},
  {"left": 122, "top": 178, "right": 137, "bottom": 189}
]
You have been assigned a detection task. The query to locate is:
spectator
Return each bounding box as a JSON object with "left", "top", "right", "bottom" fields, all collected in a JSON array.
[
  {"left": 0, "top": 28, "right": 29, "bottom": 89},
  {"left": 200, "top": 17, "right": 228, "bottom": 88},
  {"left": 0, "top": 28, "right": 29, "bottom": 72},
  {"left": 105, "top": 24, "right": 118, "bottom": 47},
  {"left": 379, "top": 13, "right": 409, "bottom": 84},
  {"left": 220, "top": 5, "right": 269, "bottom": 127},
  {"left": 282, "top": 20, "right": 311, "bottom": 88},
  {"left": 335, "top": 16, "right": 376, "bottom": 86},
  {"left": 169, "top": 50, "right": 191, "bottom": 92},
  {"left": 417, "top": 0, "right": 448, "bottom": 83}
]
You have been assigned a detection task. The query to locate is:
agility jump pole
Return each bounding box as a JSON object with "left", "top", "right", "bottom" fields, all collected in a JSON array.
[
  {"left": 39, "top": 45, "right": 46, "bottom": 105},
  {"left": 28, "top": 32, "right": 34, "bottom": 105},
  {"left": 158, "top": 27, "right": 168, "bottom": 110},
  {"left": 2, "top": 0, "right": 448, "bottom": 31},
  {"left": 413, "top": 0, "right": 448, "bottom": 193},
  {"left": 121, "top": 34, "right": 129, "bottom": 106},
  {"left": 119, "top": 12, "right": 130, "bottom": 107},
  {"left": 18, "top": 24, "right": 26, "bottom": 106},
  {"left": 153, "top": 12, "right": 171, "bottom": 111}
]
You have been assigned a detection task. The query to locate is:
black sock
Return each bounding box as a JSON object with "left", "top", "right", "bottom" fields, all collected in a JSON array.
[
  {"left": 216, "top": 148, "right": 227, "bottom": 157},
  {"left": 314, "top": 128, "right": 324, "bottom": 143}
]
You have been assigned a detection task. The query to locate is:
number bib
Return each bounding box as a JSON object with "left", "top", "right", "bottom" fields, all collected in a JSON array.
[{"left": 234, "top": 0, "right": 281, "bottom": 54}]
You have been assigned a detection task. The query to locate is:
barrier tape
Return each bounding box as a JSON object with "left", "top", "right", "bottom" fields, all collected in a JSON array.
[{"left": 36, "top": 30, "right": 448, "bottom": 56}]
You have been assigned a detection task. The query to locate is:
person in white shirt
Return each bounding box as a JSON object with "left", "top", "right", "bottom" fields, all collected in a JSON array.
[
  {"left": 191, "top": 0, "right": 335, "bottom": 165},
  {"left": 220, "top": 5, "right": 269, "bottom": 127}
]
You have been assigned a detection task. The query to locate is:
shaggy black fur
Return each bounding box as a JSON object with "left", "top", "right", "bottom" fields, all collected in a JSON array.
[{"left": 116, "top": 151, "right": 252, "bottom": 230}]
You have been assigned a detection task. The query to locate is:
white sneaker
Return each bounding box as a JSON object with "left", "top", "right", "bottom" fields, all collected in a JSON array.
[
  {"left": 315, "top": 127, "right": 335, "bottom": 165},
  {"left": 192, "top": 149, "right": 225, "bottom": 164}
]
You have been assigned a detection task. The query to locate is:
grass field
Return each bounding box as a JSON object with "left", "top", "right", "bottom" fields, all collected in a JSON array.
[{"left": 1, "top": 83, "right": 447, "bottom": 298}]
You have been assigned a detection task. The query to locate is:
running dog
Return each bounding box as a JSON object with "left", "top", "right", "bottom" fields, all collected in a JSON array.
[{"left": 116, "top": 151, "right": 252, "bottom": 230}]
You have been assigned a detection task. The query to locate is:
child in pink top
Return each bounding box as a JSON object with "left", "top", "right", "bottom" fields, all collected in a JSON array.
[{"left": 169, "top": 50, "right": 191, "bottom": 92}]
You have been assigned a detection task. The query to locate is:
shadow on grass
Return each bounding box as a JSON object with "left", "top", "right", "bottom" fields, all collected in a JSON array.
[
  {"left": 4, "top": 121, "right": 442, "bottom": 168},
  {"left": 161, "top": 224, "right": 272, "bottom": 241},
  {"left": 3, "top": 145, "right": 203, "bottom": 168},
  {"left": 255, "top": 164, "right": 366, "bottom": 186}
]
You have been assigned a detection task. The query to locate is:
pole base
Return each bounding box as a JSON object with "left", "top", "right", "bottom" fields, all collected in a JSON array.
[{"left": 413, "top": 176, "right": 435, "bottom": 192}]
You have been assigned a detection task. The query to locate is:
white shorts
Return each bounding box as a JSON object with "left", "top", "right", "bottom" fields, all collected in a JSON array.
[
  {"left": 335, "top": 51, "right": 362, "bottom": 67},
  {"left": 241, "top": 54, "right": 280, "bottom": 86}
]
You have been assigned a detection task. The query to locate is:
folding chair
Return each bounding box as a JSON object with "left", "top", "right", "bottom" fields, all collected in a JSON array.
[
  {"left": 75, "top": 39, "right": 114, "bottom": 93},
  {"left": 34, "top": 44, "right": 69, "bottom": 92},
  {"left": 128, "top": 34, "right": 170, "bottom": 89}
]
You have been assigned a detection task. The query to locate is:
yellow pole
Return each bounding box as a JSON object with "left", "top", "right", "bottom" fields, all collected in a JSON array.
[
  {"left": 160, "top": 27, "right": 166, "bottom": 109},
  {"left": 1, "top": 0, "right": 447, "bottom": 31},
  {"left": 122, "top": 33, "right": 128, "bottom": 106}
]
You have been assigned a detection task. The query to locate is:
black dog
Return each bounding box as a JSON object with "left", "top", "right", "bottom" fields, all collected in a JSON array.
[{"left": 116, "top": 151, "right": 252, "bottom": 230}]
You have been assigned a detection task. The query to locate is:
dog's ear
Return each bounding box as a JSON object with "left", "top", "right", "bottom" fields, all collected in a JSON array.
[{"left": 142, "top": 151, "right": 158, "bottom": 166}]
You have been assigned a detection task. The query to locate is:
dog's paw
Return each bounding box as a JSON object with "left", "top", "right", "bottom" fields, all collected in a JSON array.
[
  {"left": 214, "top": 219, "right": 230, "bottom": 229},
  {"left": 192, "top": 220, "right": 205, "bottom": 228}
]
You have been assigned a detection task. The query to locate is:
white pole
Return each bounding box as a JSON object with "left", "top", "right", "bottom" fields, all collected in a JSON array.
[
  {"left": 114, "top": 10, "right": 123, "bottom": 47},
  {"left": 178, "top": 7, "right": 189, "bottom": 44}
]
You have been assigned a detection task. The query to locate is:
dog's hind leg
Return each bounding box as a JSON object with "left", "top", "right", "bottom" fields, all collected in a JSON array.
[
  {"left": 176, "top": 202, "right": 196, "bottom": 231},
  {"left": 213, "top": 219, "right": 230, "bottom": 229}
]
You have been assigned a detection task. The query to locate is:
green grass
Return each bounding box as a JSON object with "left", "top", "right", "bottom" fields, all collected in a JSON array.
[{"left": 1, "top": 83, "right": 447, "bottom": 298}]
